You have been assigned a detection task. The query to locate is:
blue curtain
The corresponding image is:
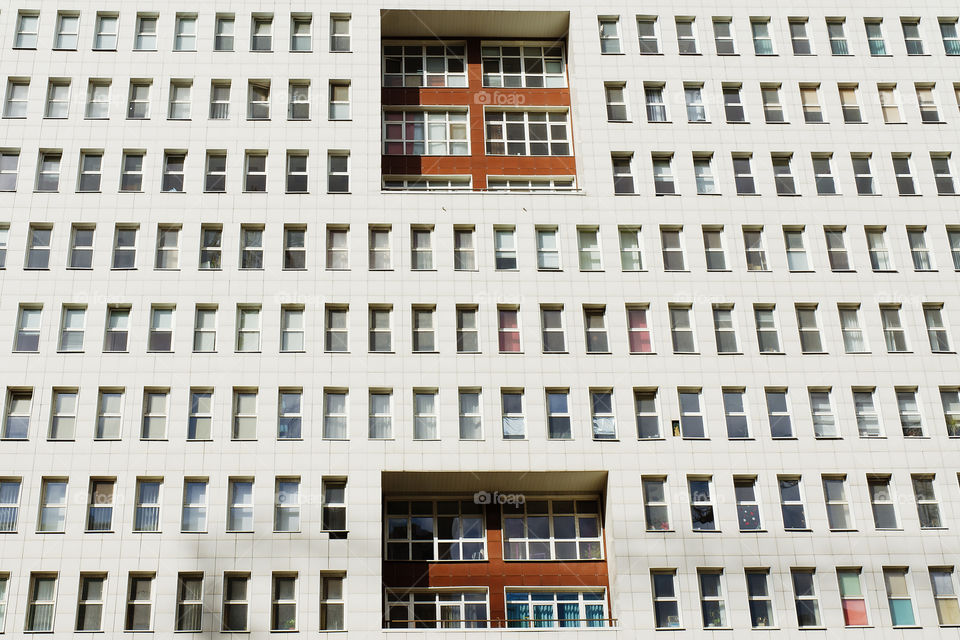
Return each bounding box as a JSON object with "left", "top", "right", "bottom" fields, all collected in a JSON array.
[
  {"left": 558, "top": 603, "right": 580, "bottom": 627},
  {"left": 585, "top": 604, "right": 605, "bottom": 627},
  {"left": 506, "top": 603, "right": 528, "bottom": 628},
  {"left": 533, "top": 605, "right": 553, "bottom": 627}
]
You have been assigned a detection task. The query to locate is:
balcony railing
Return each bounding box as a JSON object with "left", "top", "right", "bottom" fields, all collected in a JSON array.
[{"left": 385, "top": 617, "right": 617, "bottom": 629}]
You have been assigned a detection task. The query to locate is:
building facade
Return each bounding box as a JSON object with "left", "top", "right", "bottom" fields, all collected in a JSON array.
[{"left": 0, "top": 0, "right": 959, "bottom": 636}]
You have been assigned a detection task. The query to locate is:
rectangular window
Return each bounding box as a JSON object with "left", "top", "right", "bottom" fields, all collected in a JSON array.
[
  {"left": 498, "top": 307, "right": 521, "bottom": 352},
  {"left": 535, "top": 227, "right": 560, "bottom": 270},
  {"left": 324, "top": 305, "right": 348, "bottom": 352},
  {"left": 458, "top": 389, "right": 482, "bottom": 440},
  {"left": 251, "top": 15, "right": 273, "bottom": 51},
  {"left": 413, "top": 390, "right": 437, "bottom": 440},
  {"left": 125, "top": 574, "right": 154, "bottom": 631},
  {"left": 942, "top": 19, "right": 960, "bottom": 55},
  {"left": 839, "top": 84, "right": 862, "bottom": 123},
  {"left": 796, "top": 304, "right": 823, "bottom": 352},
  {"left": 76, "top": 151, "right": 102, "bottom": 193},
  {"left": 896, "top": 388, "right": 924, "bottom": 437},
  {"left": 881, "top": 304, "right": 908, "bottom": 352},
  {"left": 94, "top": 13, "right": 118, "bottom": 50},
  {"left": 679, "top": 389, "right": 705, "bottom": 438},
  {"left": 924, "top": 304, "right": 951, "bottom": 351},
  {"left": 0, "top": 478, "right": 21, "bottom": 531},
  {"left": 485, "top": 110, "right": 570, "bottom": 156},
  {"left": 590, "top": 389, "right": 616, "bottom": 439},
  {"left": 368, "top": 305, "right": 392, "bottom": 353},
  {"left": 800, "top": 84, "right": 824, "bottom": 123},
  {"left": 275, "top": 478, "right": 300, "bottom": 532},
  {"left": 232, "top": 390, "right": 257, "bottom": 440},
  {"left": 713, "top": 18, "right": 735, "bottom": 54},
  {"left": 35, "top": 152, "right": 61, "bottom": 192},
  {"left": 746, "top": 570, "right": 774, "bottom": 628},
  {"left": 168, "top": 82, "right": 192, "bottom": 121},
  {"left": 95, "top": 389, "right": 122, "bottom": 438},
  {"left": 271, "top": 574, "right": 297, "bottom": 632},
  {"left": 38, "top": 478, "right": 67, "bottom": 532},
  {"left": 772, "top": 154, "right": 797, "bottom": 195},
  {"left": 329, "top": 81, "right": 350, "bottom": 119},
  {"left": 823, "top": 475, "right": 852, "bottom": 529},
  {"left": 676, "top": 17, "right": 699, "bottom": 54},
  {"left": 827, "top": 18, "right": 850, "bottom": 54},
  {"left": 26, "top": 573, "right": 57, "bottom": 632},
  {"left": 733, "top": 154, "right": 756, "bottom": 194},
  {"left": 878, "top": 84, "right": 902, "bottom": 124},
  {"left": 278, "top": 389, "right": 302, "bottom": 439},
  {"left": 839, "top": 305, "right": 867, "bottom": 352},
  {"left": 577, "top": 228, "right": 602, "bottom": 270},
  {"left": 652, "top": 154, "right": 676, "bottom": 194},
  {"left": 612, "top": 154, "right": 636, "bottom": 194},
  {"left": 722, "top": 84, "right": 745, "bottom": 122},
  {"left": 147, "top": 306, "right": 173, "bottom": 352},
  {"left": 735, "top": 477, "right": 762, "bottom": 530},
  {"left": 661, "top": 227, "right": 685, "bottom": 270},
  {"left": 322, "top": 479, "right": 347, "bottom": 531},
  {"left": 175, "top": 573, "right": 203, "bottom": 631},
  {"left": 751, "top": 18, "right": 774, "bottom": 54},
  {"left": 222, "top": 574, "right": 249, "bottom": 631},
  {"left": 204, "top": 152, "right": 227, "bottom": 193},
  {"left": 812, "top": 153, "right": 837, "bottom": 195},
  {"left": 636, "top": 16, "right": 660, "bottom": 53},
  {"left": 933, "top": 153, "right": 957, "bottom": 195},
  {"left": 45, "top": 79, "right": 70, "bottom": 119},
  {"left": 25, "top": 224, "right": 51, "bottom": 269},
  {"left": 634, "top": 389, "right": 659, "bottom": 439},
  {"left": 15, "top": 306, "right": 41, "bottom": 352},
  {"left": 366, "top": 390, "right": 394, "bottom": 440},
  {"left": 754, "top": 306, "right": 781, "bottom": 353},
  {"left": 825, "top": 227, "right": 851, "bottom": 270},
  {"left": 49, "top": 388, "right": 78, "bottom": 439},
  {"left": 291, "top": 14, "right": 312, "bottom": 51},
  {"left": 174, "top": 14, "right": 197, "bottom": 51},
  {"left": 127, "top": 81, "right": 151, "bottom": 120},
  {"left": 950, "top": 228, "right": 960, "bottom": 270},
  {"left": 120, "top": 151, "right": 145, "bottom": 191},
  {"left": 412, "top": 306, "right": 436, "bottom": 352},
  {"left": 86, "top": 479, "right": 114, "bottom": 531},
  {"left": 693, "top": 153, "right": 717, "bottom": 195},
  {"left": 583, "top": 306, "right": 609, "bottom": 353},
  {"left": 327, "top": 152, "right": 349, "bottom": 192},
  {"left": 320, "top": 575, "right": 345, "bottom": 630},
  {"left": 330, "top": 15, "right": 351, "bottom": 52},
  {"left": 502, "top": 498, "right": 601, "bottom": 562},
  {"left": 604, "top": 83, "right": 628, "bottom": 121},
  {"left": 247, "top": 81, "right": 270, "bottom": 120},
  {"left": 129, "top": 480, "right": 162, "bottom": 535},
  {"left": 894, "top": 153, "right": 917, "bottom": 195},
  {"left": 868, "top": 475, "right": 898, "bottom": 529},
  {"left": 790, "top": 18, "right": 812, "bottom": 54},
  {"left": 902, "top": 18, "right": 925, "bottom": 54},
  {"left": 288, "top": 81, "right": 310, "bottom": 120},
  {"left": 14, "top": 13, "right": 39, "bottom": 49},
  {"left": 713, "top": 306, "right": 739, "bottom": 353},
  {"left": 0, "top": 150, "right": 19, "bottom": 192},
  {"left": 540, "top": 306, "right": 565, "bottom": 353},
  {"left": 766, "top": 389, "right": 792, "bottom": 437},
  {"left": 779, "top": 476, "right": 807, "bottom": 529},
  {"left": 866, "top": 227, "right": 893, "bottom": 271},
  {"left": 326, "top": 226, "right": 349, "bottom": 270},
  {"left": 192, "top": 306, "right": 216, "bottom": 352},
  {"left": 837, "top": 569, "right": 869, "bottom": 626},
  {"left": 501, "top": 390, "right": 524, "bottom": 439},
  {"left": 58, "top": 306, "right": 85, "bottom": 352},
  {"left": 689, "top": 476, "right": 716, "bottom": 530},
  {"left": 384, "top": 110, "right": 468, "bottom": 155},
  {"left": 644, "top": 85, "right": 667, "bottom": 122},
  {"left": 652, "top": 570, "right": 681, "bottom": 628},
  {"left": 743, "top": 228, "right": 769, "bottom": 270},
  {"left": 188, "top": 389, "right": 212, "bottom": 440},
  {"left": 387, "top": 42, "right": 468, "bottom": 87},
  {"left": 215, "top": 15, "right": 235, "bottom": 51},
  {"left": 227, "top": 479, "right": 254, "bottom": 532},
  {"left": 884, "top": 568, "right": 917, "bottom": 626},
  {"left": 409, "top": 226, "right": 434, "bottom": 270},
  {"left": 456, "top": 306, "right": 479, "bottom": 353},
  {"left": 642, "top": 477, "right": 669, "bottom": 529},
  {"left": 866, "top": 19, "right": 888, "bottom": 55},
  {"left": 792, "top": 569, "right": 822, "bottom": 627},
  {"left": 761, "top": 83, "right": 785, "bottom": 122},
  {"left": 181, "top": 480, "right": 208, "bottom": 532},
  {"left": 917, "top": 83, "right": 941, "bottom": 122},
  {"left": 154, "top": 224, "right": 180, "bottom": 269},
  {"left": 598, "top": 17, "right": 622, "bottom": 53},
  {"left": 702, "top": 226, "right": 726, "bottom": 270},
  {"left": 684, "top": 85, "right": 706, "bottom": 122},
  {"left": 546, "top": 389, "right": 572, "bottom": 439},
  {"left": 76, "top": 574, "right": 106, "bottom": 631},
  {"left": 809, "top": 389, "right": 838, "bottom": 438},
  {"left": 931, "top": 568, "right": 960, "bottom": 625},
  {"left": 209, "top": 81, "right": 231, "bottom": 120},
  {"left": 723, "top": 389, "right": 749, "bottom": 438},
  {"left": 134, "top": 14, "right": 157, "bottom": 50},
  {"left": 617, "top": 227, "right": 643, "bottom": 271},
  {"left": 913, "top": 475, "right": 942, "bottom": 527},
  {"left": 322, "top": 390, "right": 345, "bottom": 440},
  {"left": 493, "top": 227, "right": 517, "bottom": 270}
]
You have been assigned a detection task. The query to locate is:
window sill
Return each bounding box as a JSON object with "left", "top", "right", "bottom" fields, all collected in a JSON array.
[
  {"left": 587, "top": 351, "right": 612, "bottom": 355},
  {"left": 718, "top": 352, "right": 743, "bottom": 355},
  {"left": 933, "top": 351, "right": 957, "bottom": 354},
  {"left": 608, "top": 120, "right": 633, "bottom": 124},
  {"left": 673, "top": 351, "right": 700, "bottom": 355},
  {"left": 736, "top": 193, "right": 761, "bottom": 196},
  {"left": 498, "top": 351, "right": 524, "bottom": 355},
  {"left": 828, "top": 529, "right": 858, "bottom": 533},
  {"left": 800, "top": 351, "right": 828, "bottom": 355},
  {"left": 57, "top": 350, "right": 84, "bottom": 354},
  {"left": 726, "top": 120, "right": 750, "bottom": 124}
]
